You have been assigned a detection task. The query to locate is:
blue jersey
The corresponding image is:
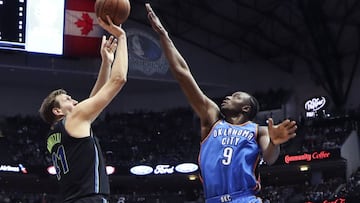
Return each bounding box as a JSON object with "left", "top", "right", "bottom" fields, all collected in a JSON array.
[{"left": 199, "top": 119, "right": 261, "bottom": 201}]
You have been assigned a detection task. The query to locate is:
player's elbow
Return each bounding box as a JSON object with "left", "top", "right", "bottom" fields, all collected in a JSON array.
[
  {"left": 173, "top": 68, "right": 191, "bottom": 81},
  {"left": 111, "top": 75, "right": 127, "bottom": 87},
  {"left": 262, "top": 153, "right": 279, "bottom": 165},
  {"left": 263, "top": 157, "right": 277, "bottom": 165}
]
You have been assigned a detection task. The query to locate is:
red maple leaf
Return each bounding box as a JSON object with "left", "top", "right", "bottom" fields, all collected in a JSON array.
[{"left": 75, "top": 13, "right": 94, "bottom": 35}]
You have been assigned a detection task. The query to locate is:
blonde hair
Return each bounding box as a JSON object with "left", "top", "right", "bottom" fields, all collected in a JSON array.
[{"left": 39, "top": 89, "right": 67, "bottom": 124}]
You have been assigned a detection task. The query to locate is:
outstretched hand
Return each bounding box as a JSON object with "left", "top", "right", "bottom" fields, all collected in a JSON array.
[
  {"left": 98, "top": 15, "right": 125, "bottom": 38},
  {"left": 145, "top": 3, "right": 167, "bottom": 36},
  {"left": 267, "top": 118, "right": 297, "bottom": 145},
  {"left": 100, "top": 35, "right": 117, "bottom": 63}
]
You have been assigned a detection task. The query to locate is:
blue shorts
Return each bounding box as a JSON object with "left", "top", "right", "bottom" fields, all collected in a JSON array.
[{"left": 205, "top": 191, "right": 263, "bottom": 203}]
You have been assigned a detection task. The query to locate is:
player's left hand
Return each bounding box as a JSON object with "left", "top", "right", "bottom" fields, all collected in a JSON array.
[
  {"left": 145, "top": 3, "right": 168, "bottom": 36},
  {"left": 100, "top": 35, "right": 117, "bottom": 64},
  {"left": 267, "top": 118, "right": 297, "bottom": 145}
]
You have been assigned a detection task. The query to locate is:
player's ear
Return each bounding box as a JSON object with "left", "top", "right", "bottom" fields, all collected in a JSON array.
[
  {"left": 242, "top": 105, "right": 251, "bottom": 113},
  {"left": 52, "top": 107, "right": 63, "bottom": 116}
]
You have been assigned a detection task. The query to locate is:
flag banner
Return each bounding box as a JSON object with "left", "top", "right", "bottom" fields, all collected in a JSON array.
[{"left": 64, "top": 0, "right": 105, "bottom": 57}]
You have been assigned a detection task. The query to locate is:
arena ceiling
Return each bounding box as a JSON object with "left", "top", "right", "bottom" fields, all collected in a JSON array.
[
  {"left": 129, "top": 0, "right": 360, "bottom": 109},
  {"left": 131, "top": 0, "right": 360, "bottom": 70}
]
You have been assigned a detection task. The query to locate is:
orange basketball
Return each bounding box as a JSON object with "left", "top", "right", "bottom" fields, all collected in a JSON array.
[{"left": 95, "top": 0, "right": 131, "bottom": 25}]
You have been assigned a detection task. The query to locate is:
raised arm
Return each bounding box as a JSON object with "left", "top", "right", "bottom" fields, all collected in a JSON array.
[
  {"left": 146, "top": 3, "right": 220, "bottom": 136},
  {"left": 258, "top": 118, "right": 297, "bottom": 165},
  {"left": 65, "top": 16, "right": 128, "bottom": 138},
  {"left": 89, "top": 35, "right": 117, "bottom": 97}
]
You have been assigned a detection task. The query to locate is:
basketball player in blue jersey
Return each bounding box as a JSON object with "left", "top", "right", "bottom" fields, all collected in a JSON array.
[
  {"left": 39, "top": 16, "right": 128, "bottom": 203},
  {"left": 146, "top": 4, "right": 297, "bottom": 203}
]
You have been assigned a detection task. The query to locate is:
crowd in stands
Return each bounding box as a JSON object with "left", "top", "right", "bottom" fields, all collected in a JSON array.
[
  {"left": 0, "top": 191, "right": 55, "bottom": 203},
  {"left": 0, "top": 104, "right": 359, "bottom": 202},
  {"left": 94, "top": 108, "right": 200, "bottom": 167},
  {"left": 301, "top": 116, "right": 356, "bottom": 152},
  {"left": 0, "top": 108, "right": 201, "bottom": 168},
  {"left": 1, "top": 108, "right": 357, "bottom": 168},
  {"left": 258, "top": 168, "right": 360, "bottom": 203}
]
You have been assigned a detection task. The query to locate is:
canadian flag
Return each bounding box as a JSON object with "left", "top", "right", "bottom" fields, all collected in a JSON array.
[{"left": 64, "top": 0, "right": 105, "bottom": 57}]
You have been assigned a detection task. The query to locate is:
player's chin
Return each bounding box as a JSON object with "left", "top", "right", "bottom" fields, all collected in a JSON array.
[{"left": 220, "top": 106, "right": 229, "bottom": 114}]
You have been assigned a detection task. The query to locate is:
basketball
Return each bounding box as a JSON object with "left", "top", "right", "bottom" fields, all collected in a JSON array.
[{"left": 95, "top": 0, "right": 131, "bottom": 25}]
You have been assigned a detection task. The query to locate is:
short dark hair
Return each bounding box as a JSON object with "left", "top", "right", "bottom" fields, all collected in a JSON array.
[
  {"left": 39, "top": 89, "right": 67, "bottom": 125},
  {"left": 248, "top": 94, "right": 260, "bottom": 121}
]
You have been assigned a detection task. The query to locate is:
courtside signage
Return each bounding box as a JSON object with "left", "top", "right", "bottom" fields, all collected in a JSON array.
[
  {"left": 0, "top": 164, "right": 27, "bottom": 173},
  {"left": 130, "top": 163, "right": 199, "bottom": 176},
  {"left": 284, "top": 151, "right": 331, "bottom": 164}
]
